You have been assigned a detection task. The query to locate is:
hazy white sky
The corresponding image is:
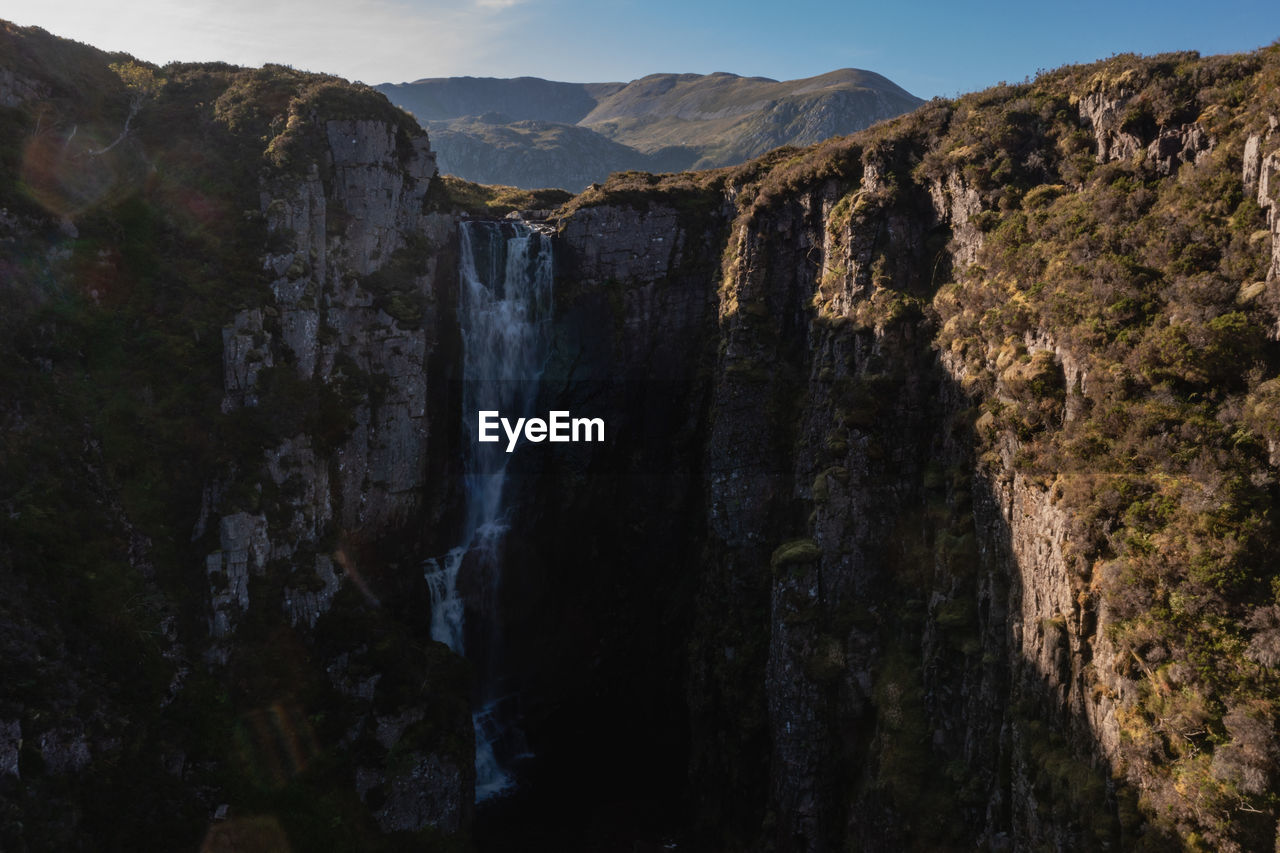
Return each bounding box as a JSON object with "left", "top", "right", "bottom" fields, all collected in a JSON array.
[
  {"left": 5, "top": 0, "right": 527, "bottom": 84},
  {"left": 5, "top": 0, "right": 1277, "bottom": 98}
]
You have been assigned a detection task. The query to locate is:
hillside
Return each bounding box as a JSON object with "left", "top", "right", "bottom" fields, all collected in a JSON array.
[
  {"left": 421, "top": 114, "right": 698, "bottom": 192},
  {"left": 377, "top": 75, "right": 623, "bottom": 124},
  {"left": 375, "top": 69, "right": 923, "bottom": 190},
  {"left": 581, "top": 68, "right": 922, "bottom": 153}
]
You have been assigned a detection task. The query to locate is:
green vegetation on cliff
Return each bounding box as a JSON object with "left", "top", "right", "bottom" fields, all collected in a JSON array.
[
  {"left": 928, "top": 51, "right": 1280, "bottom": 851},
  {"left": 577, "top": 40, "right": 1280, "bottom": 853}
]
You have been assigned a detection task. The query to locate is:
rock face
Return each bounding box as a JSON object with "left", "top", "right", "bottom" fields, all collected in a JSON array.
[
  {"left": 1245, "top": 115, "right": 1280, "bottom": 286},
  {"left": 514, "top": 47, "right": 1280, "bottom": 852},
  {"left": 205, "top": 511, "right": 269, "bottom": 643},
  {"left": 539, "top": 175, "right": 1033, "bottom": 850},
  {"left": 1077, "top": 90, "right": 1147, "bottom": 164},
  {"left": 230, "top": 116, "right": 441, "bottom": 532},
  {"left": 0, "top": 29, "right": 476, "bottom": 848},
  {"left": 557, "top": 203, "right": 688, "bottom": 283},
  {"left": 0, "top": 67, "right": 44, "bottom": 107},
  {"left": 369, "top": 753, "right": 467, "bottom": 834},
  {"left": 687, "top": 159, "right": 994, "bottom": 850},
  {"left": 210, "top": 116, "right": 441, "bottom": 635},
  {"left": 201, "top": 104, "right": 475, "bottom": 834}
]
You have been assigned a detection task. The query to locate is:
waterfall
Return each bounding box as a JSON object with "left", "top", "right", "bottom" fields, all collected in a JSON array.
[{"left": 425, "top": 219, "right": 553, "bottom": 801}]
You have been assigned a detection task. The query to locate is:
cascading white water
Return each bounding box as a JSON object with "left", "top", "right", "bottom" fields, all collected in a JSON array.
[{"left": 425, "top": 220, "right": 553, "bottom": 801}]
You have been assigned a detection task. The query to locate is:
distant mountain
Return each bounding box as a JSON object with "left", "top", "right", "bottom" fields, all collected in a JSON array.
[
  {"left": 376, "top": 70, "right": 923, "bottom": 190},
  {"left": 420, "top": 113, "right": 698, "bottom": 192},
  {"left": 378, "top": 76, "right": 622, "bottom": 124}
]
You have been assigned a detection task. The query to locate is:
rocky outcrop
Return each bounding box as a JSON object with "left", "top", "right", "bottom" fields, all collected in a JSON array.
[
  {"left": 975, "top": 466, "right": 1123, "bottom": 849},
  {"left": 220, "top": 308, "right": 272, "bottom": 412},
  {"left": 695, "top": 166, "right": 986, "bottom": 850},
  {"left": 349, "top": 707, "right": 471, "bottom": 835},
  {"left": 1147, "top": 122, "right": 1213, "bottom": 175},
  {"left": 233, "top": 120, "right": 441, "bottom": 529},
  {"left": 1078, "top": 90, "right": 1146, "bottom": 163},
  {"left": 0, "top": 720, "right": 20, "bottom": 780},
  {"left": 1078, "top": 88, "right": 1214, "bottom": 175},
  {"left": 200, "top": 108, "right": 474, "bottom": 833},
  {"left": 36, "top": 726, "right": 91, "bottom": 775},
  {"left": 0, "top": 31, "right": 477, "bottom": 849},
  {"left": 365, "top": 753, "right": 467, "bottom": 834},
  {"left": 0, "top": 67, "right": 45, "bottom": 107},
  {"left": 1244, "top": 116, "right": 1280, "bottom": 284},
  {"left": 283, "top": 554, "right": 341, "bottom": 628},
  {"left": 927, "top": 170, "right": 983, "bottom": 268},
  {"left": 205, "top": 511, "right": 269, "bottom": 644},
  {"left": 264, "top": 435, "right": 332, "bottom": 555},
  {"left": 215, "top": 113, "right": 442, "bottom": 578},
  {"left": 558, "top": 204, "right": 687, "bottom": 284}
]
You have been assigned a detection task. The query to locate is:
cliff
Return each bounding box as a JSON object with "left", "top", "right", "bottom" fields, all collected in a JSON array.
[
  {"left": 0, "top": 23, "right": 486, "bottom": 850},
  {"left": 509, "top": 45, "right": 1280, "bottom": 852}
]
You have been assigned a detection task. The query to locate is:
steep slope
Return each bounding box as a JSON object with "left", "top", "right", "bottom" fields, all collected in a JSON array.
[
  {"left": 376, "top": 69, "right": 923, "bottom": 190},
  {"left": 0, "top": 21, "right": 512, "bottom": 850},
  {"left": 503, "top": 44, "right": 1280, "bottom": 852}
]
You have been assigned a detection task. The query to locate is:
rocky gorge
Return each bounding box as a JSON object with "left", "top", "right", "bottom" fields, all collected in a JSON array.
[{"left": 2, "top": 20, "right": 1280, "bottom": 853}]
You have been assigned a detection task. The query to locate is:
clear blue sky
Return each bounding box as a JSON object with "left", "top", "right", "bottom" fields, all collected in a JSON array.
[{"left": 6, "top": 0, "right": 1278, "bottom": 98}]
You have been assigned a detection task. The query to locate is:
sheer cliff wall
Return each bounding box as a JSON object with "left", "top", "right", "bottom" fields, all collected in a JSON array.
[
  {"left": 524, "top": 45, "right": 1280, "bottom": 853},
  {"left": 0, "top": 30, "right": 482, "bottom": 848}
]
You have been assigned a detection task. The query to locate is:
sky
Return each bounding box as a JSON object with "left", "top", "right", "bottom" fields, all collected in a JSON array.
[{"left": 5, "top": 0, "right": 1278, "bottom": 99}]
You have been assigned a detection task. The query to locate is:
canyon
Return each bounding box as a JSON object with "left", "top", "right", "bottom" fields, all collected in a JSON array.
[{"left": 2, "top": 20, "right": 1280, "bottom": 853}]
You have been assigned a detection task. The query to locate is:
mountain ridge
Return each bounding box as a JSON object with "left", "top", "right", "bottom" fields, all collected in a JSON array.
[{"left": 375, "top": 68, "right": 924, "bottom": 189}]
